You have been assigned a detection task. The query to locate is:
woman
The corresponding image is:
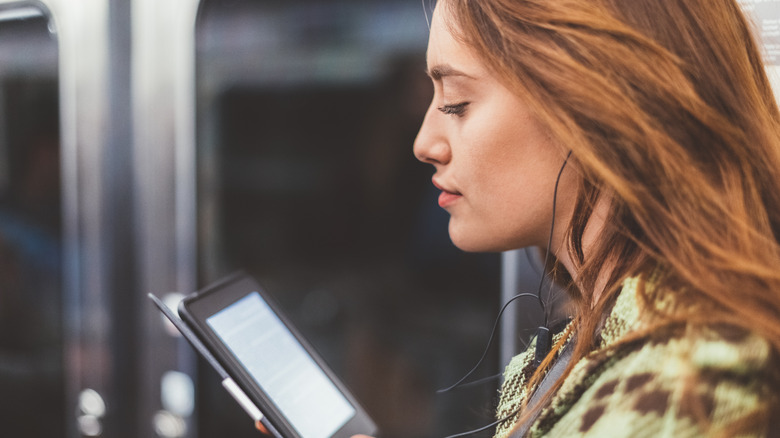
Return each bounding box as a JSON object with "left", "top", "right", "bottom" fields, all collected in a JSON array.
[{"left": 356, "top": 0, "right": 780, "bottom": 436}]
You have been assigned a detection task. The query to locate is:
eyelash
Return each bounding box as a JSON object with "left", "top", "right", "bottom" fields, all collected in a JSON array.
[{"left": 438, "top": 102, "right": 470, "bottom": 117}]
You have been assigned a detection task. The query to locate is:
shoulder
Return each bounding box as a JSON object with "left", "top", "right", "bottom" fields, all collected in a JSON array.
[{"left": 544, "top": 323, "right": 775, "bottom": 437}]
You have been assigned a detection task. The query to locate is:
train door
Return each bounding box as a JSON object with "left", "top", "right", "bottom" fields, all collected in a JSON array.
[
  {"left": 0, "top": 1, "right": 141, "bottom": 437},
  {"left": 0, "top": 4, "right": 62, "bottom": 436}
]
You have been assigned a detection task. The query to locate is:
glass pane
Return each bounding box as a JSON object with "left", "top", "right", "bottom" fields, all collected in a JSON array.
[
  {"left": 0, "top": 8, "right": 63, "bottom": 437},
  {"left": 196, "top": 1, "right": 501, "bottom": 437}
]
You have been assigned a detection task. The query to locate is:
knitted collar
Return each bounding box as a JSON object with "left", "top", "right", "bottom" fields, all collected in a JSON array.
[{"left": 597, "top": 275, "right": 644, "bottom": 349}]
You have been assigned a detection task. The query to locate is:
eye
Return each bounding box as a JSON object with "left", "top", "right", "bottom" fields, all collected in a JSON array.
[{"left": 437, "top": 102, "right": 470, "bottom": 117}]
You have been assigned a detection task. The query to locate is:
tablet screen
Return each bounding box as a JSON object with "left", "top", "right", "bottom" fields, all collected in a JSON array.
[{"left": 206, "top": 292, "right": 356, "bottom": 438}]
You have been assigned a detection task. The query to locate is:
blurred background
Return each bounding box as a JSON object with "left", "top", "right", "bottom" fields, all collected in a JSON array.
[{"left": 0, "top": 0, "right": 776, "bottom": 437}]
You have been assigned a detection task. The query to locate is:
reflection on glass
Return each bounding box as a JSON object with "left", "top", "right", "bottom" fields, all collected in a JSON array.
[
  {"left": 0, "top": 10, "right": 63, "bottom": 437},
  {"left": 196, "top": 2, "right": 500, "bottom": 437}
]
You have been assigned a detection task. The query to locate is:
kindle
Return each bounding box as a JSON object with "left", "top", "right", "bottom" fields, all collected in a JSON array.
[{"left": 150, "top": 272, "right": 378, "bottom": 438}]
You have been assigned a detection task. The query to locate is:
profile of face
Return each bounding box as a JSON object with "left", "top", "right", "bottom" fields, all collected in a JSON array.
[{"left": 414, "top": 2, "right": 576, "bottom": 253}]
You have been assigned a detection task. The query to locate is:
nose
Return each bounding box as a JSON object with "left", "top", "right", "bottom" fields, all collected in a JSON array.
[{"left": 413, "top": 102, "right": 451, "bottom": 166}]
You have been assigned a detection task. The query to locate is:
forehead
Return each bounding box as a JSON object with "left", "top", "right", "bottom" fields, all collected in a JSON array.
[{"left": 426, "top": 2, "right": 485, "bottom": 78}]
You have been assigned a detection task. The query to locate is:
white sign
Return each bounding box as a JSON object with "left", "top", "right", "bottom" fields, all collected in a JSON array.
[{"left": 739, "top": 0, "right": 780, "bottom": 65}]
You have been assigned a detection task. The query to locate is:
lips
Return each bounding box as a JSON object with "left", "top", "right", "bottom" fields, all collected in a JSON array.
[{"left": 433, "top": 178, "right": 462, "bottom": 208}]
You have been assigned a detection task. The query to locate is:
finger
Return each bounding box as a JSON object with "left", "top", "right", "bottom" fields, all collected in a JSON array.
[{"left": 255, "top": 420, "right": 270, "bottom": 435}]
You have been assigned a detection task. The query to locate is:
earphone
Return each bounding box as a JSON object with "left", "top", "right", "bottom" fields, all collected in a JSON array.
[{"left": 438, "top": 150, "right": 573, "bottom": 438}]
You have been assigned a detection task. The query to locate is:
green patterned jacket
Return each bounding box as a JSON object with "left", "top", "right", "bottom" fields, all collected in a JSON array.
[{"left": 493, "top": 276, "right": 777, "bottom": 438}]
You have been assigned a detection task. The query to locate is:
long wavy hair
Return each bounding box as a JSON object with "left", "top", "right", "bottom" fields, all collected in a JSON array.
[{"left": 441, "top": 0, "right": 780, "bottom": 434}]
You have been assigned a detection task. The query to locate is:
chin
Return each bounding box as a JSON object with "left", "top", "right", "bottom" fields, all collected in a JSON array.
[{"left": 448, "top": 226, "right": 513, "bottom": 253}]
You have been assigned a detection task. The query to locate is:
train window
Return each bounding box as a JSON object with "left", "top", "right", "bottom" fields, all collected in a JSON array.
[
  {"left": 195, "top": 1, "right": 501, "bottom": 436},
  {"left": 0, "top": 6, "right": 62, "bottom": 437}
]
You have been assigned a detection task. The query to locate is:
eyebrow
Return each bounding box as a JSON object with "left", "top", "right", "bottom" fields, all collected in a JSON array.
[{"left": 426, "top": 64, "right": 474, "bottom": 81}]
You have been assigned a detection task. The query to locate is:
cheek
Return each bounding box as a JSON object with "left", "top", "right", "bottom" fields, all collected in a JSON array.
[
  {"left": 461, "top": 127, "right": 548, "bottom": 206},
  {"left": 457, "top": 118, "right": 521, "bottom": 182},
  {"left": 457, "top": 133, "right": 569, "bottom": 247}
]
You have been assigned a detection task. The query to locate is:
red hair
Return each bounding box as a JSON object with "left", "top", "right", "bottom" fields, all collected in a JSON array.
[{"left": 443, "top": 0, "right": 780, "bottom": 433}]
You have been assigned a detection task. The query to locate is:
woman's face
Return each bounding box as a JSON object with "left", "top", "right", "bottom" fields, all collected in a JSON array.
[{"left": 414, "top": 3, "right": 576, "bottom": 252}]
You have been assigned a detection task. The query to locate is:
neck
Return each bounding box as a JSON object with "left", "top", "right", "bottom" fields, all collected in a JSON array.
[{"left": 553, "top": 195, "right": 612, "bottom": 306}]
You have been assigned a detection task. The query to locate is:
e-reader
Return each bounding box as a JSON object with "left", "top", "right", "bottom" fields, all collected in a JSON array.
[{"left": 150, "top": 272, "right": 378, "bottom": 438}]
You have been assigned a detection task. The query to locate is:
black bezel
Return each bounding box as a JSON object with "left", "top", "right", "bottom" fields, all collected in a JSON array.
[{"left": 178, "top": 272, "right": 378, "bottom": 438}]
